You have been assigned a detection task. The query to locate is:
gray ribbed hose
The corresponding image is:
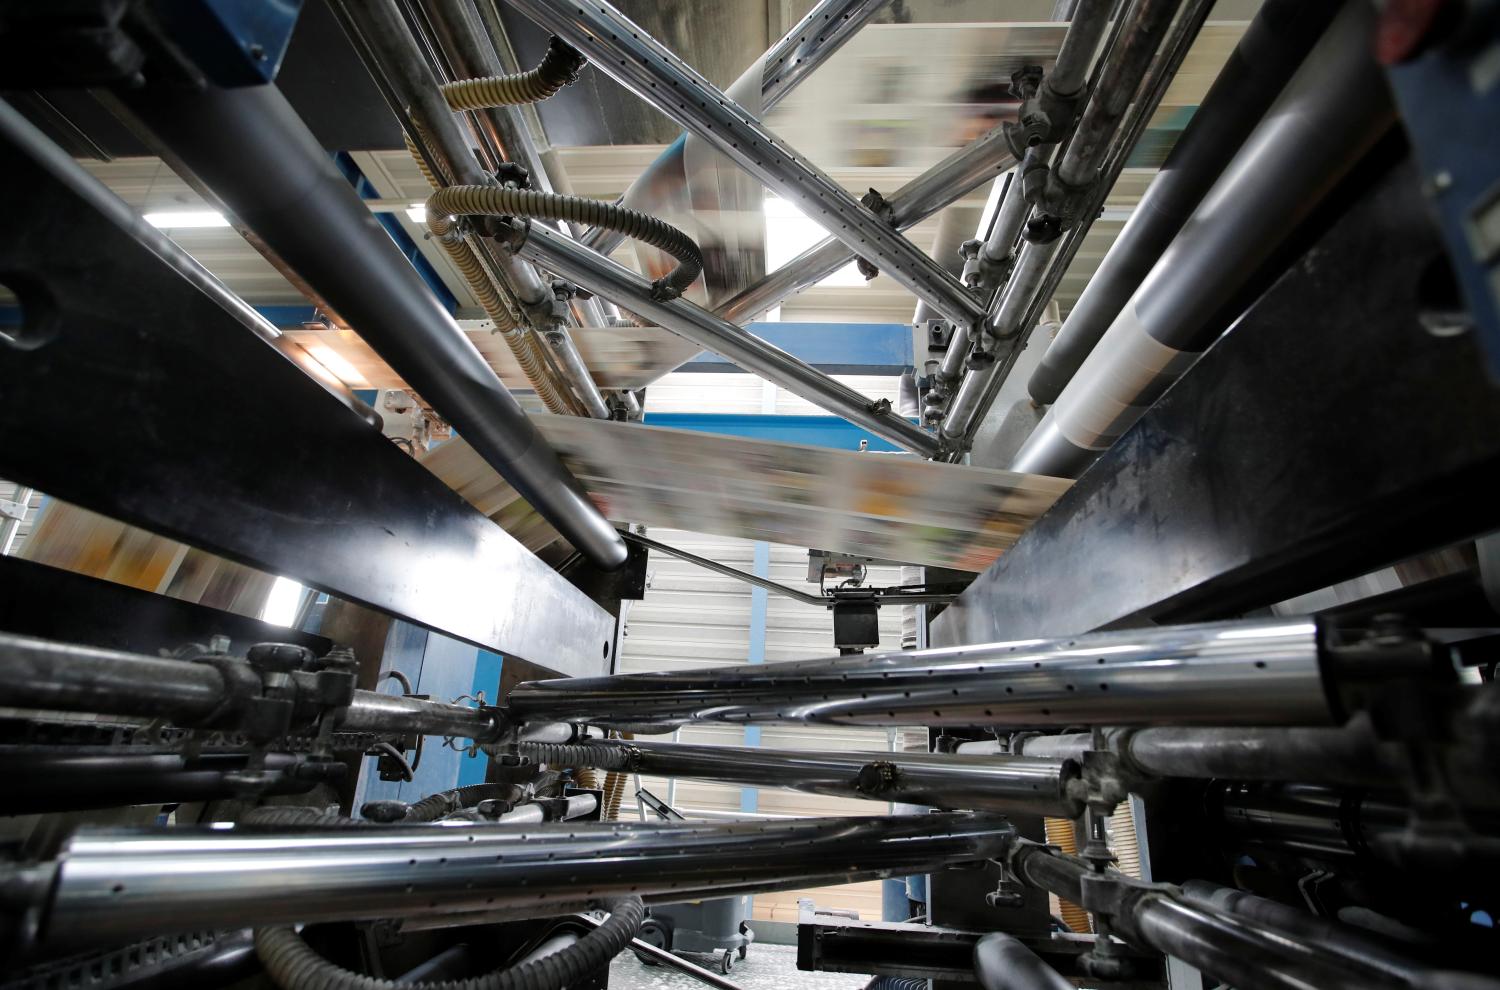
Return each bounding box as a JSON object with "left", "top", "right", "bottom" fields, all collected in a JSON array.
[
  {"left": 255, "top": 896, "right": 643, "bottom": 990},
  {"left": 440, "top": 37, "right": 587, "bottom": 110},
  {"left": 427, "top": 186, "right": 704, "bottom": 301}
]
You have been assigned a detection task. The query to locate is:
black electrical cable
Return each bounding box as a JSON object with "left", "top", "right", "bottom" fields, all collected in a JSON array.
[{"left": 255, "top": 897, "right": 644, "bottom": 990}]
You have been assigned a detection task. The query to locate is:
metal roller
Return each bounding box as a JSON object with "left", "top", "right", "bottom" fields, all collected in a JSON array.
[
  {"left": 22, "top": 813, "right": 1015, "bottom": 950},
  {"left": 508, "top": 618, "right": 1333, "bottom": 729},
  {"left": 529, "top": 740, "right": 1085, "bottom": 817}
]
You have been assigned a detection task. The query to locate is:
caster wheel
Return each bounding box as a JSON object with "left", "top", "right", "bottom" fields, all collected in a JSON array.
[
  {"left": 634, "top": 918, "right": 670, "bottom": 967},
  {"left": 737, "top": 944, "right": 748, "bottom": 960},
  {"left": 720, "top": 949, "right": 734, "bottom": 974}
]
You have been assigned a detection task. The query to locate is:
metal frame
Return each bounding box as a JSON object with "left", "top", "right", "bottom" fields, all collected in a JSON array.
[
  {"left": 515, "top": 222, "right": 939, "bottom": 455},
  {"left": 932, "top": 156, "right": 1500, "bottom": 645},
  {"left": 509, "top": 0, "right": 987, "bottom": 331},
  {"left": 0, "top": 101, "right": 616, "bottom": 673}
]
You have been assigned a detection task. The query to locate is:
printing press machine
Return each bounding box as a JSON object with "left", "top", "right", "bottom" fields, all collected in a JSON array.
[{"left": 1, "top": 0, "right": 1499, "bottom": 987}]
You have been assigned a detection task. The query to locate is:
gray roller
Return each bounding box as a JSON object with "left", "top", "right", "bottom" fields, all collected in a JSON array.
[
  {"left": 1011, "top": 1, "right": 1395, "bottom": 477},
  {"left": 114, "top": 83, "right": 627, "bottom": 569},
  {"left": 1027, "top": 0, "right": 1342, "bottom": 405}
]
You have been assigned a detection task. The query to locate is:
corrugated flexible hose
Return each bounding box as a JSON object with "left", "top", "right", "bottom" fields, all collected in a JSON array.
[
  {"left": 255, "top": 896, "right": 643, "bottom": 990},
  {"left": 515, "top": 741, "right": 633, "bottom": 771},
  {"left": 440, "top": 37, "right": 586, "bottom": 110},
  {"left": 426, "top": 186, "right": 703, "bottom": 300},
  {"left": 403, "top": 135, "right": 580, "bottom": 415}
]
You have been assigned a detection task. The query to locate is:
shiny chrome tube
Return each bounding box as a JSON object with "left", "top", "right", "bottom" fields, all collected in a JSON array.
[
  {"left": 509, "top": 618, "right": 1332, "bottom": 729},
  {"left": 515, "top": 222, "right": 939, "bottom": 455},
  {"left": 544, "top": 327, "right": 612, "bottom": 418},
  {"left": 339, "top": 691, "right": 496, "bottom": 740},
  {"left": 33, "top": 813, "right": 1014, "bottom": 949},
  {"left": 510, "top": 0, "right": 986, "bottom": 331},
  {"left": 538, "top": 740, "right": 1084, "bottom": 817},
  {"left": 716, "top": 123, "right": 1016, "bottom": 324}
]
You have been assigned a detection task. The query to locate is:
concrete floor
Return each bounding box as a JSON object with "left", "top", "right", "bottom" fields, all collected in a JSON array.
[{"left": 608, "top": 942, "right": 870, "bottom": 989}]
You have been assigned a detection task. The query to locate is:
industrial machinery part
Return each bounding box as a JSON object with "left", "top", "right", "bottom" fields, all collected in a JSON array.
[
  {"left": 933, "top": 155, "right": 1500, "bottom": 645},
  {"left": 518, "top": 739, "right": 1085, "bottom": 817},
  {"left": 936, "top": 0, "right": 1191, "bottom": 447},
  {"left": 579, "top": 0, "right": 890, "bottom": 259},
  {"left": 715, "top": 121, "right": 1017, "bottom": 325},
  {"left": 1003, "top": 841, "right": 1494, "bottom": 990},
  {"left": 111, "top": 84, "right": 626, "bottom": 571},
  {"left": 510, "top": 0, "right": 988, "bottom": 332},
  {"left": 428, "top": 185, "right": 704, "bottom": 299},
  {"left": 6, "top": 813, "right": 1015, "bottom": 952},
  {"left": 0, "top": 100, "right": 616, "bottom": 672},
  {"left": 513, "top": 221, "right": 941, "bottom": 456},
  {"left": 439, "top": 35, "right": 586, "bottom": 109},
  {"left": 0, "top": 632, "right": 499, "bottom": 744},
  {"left": 505, "top": 617, "right": 1444, "bottom": 730},
  {"left": 1012, "top": 0, "right": 1394, "bottom": 477},
  {"left": 1026, "top": 0, "right": 1341, "bottom": 404},
  {"left": 972, "top": 932, "right": 1073, "bottom": 990}
]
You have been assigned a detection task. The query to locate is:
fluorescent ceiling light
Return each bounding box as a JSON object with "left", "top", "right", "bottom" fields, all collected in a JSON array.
[
  {"left": 260, "top": 576, "right": 305, "bottom": 628},
  {"left": 764, "top": 196, "right": 866, "bottom": 288},
  {"left": 143, "top": 210, "right": 229, "bottom": 229},
  {"left": 405, "top": 204, "right": 428, "bottom": 223}
]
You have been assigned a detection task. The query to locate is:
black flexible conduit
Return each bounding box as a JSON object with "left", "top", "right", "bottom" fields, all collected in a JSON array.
[
  {"left": 406, "top": 783, "right": 513, "bottom": 822},
  {"left": 426, "top": 187, "right": 704, "bottom": 300},
  {"left": 440, "top": 37, "right": 586, "bottom": 110},
  {"left": 255, "top": 896, "right": 643, "bottom": 990},
  {"left": 515, "top": 741, "right": 633, "bottom": 771}
]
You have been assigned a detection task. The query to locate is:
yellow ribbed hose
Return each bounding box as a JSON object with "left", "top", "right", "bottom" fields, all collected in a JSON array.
[
  {"left": 405, "top": 136, "right": 578, "bottom": 414},
  {"left": 426, "top": 185, "right": 703, "bottom": 299},
  {"left": 1043, "top": 818, "right": 1092, "bottom": 934},
  {"left": 440, "top": 37, "right": 586, "bottom": 110}
]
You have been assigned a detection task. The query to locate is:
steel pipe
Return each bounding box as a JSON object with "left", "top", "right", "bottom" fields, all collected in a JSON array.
[
  {"left": 1028, "top": 0, "right": 1343, "bottom": 404},
  {"left": 5, "top": 751, "right": 316, "bottom": 815},
  {"left": 508, "top": 618, "right": 1332, "bottom": 729},
  {"left": 716, "top": 123, "right": 1016, "bottom": 324},
  {"left": 340, "top": 691, "right": 497, "bottom": 740},
  {"left": 114, "top": 85, "right": 626, "bottom": 570},
  {"left": 510, "top": 0, "right": 986, "bottom": 330},
  {"left": 581, "top": 0, "right": 888, "bottom": 259},
  {"left": 1012, "top": 1, "right": 1395, "bottom": 477},
  {"left": 29, "top": 813, "right": 1014, "bottom": 949},
  {"left": 534, "top": 740, "right": 1084, "bottom": 817},
  {"left": 545, "top": 328, "right": 612, "bottom": 418},
  {"left": 515, "top": 222, "right": 939, "bottom": 455},
  {"left": 937, "top": 0, "right": 1213, "bottom": 456}
]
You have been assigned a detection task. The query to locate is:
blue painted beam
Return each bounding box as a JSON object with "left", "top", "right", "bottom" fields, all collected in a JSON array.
[
  {"left": 642, "top": 412, "right": 905, "bottom": 453},
  {"left": 684, "top": 322, "right": 912, "bottom": 374}
]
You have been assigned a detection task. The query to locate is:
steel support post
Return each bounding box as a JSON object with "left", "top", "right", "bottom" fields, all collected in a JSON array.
[
  {"left": 25, "top": 813, "right": 1015, "bottom": 949},
  {"left": 515, "top": 222, "right": 939, "bottom": 455},
  {"left": 509, "top": 0, "right": 986, "bottom": 331},
  {"left": 506, "top": 618, "right": 1333, "bottom": 730}
]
